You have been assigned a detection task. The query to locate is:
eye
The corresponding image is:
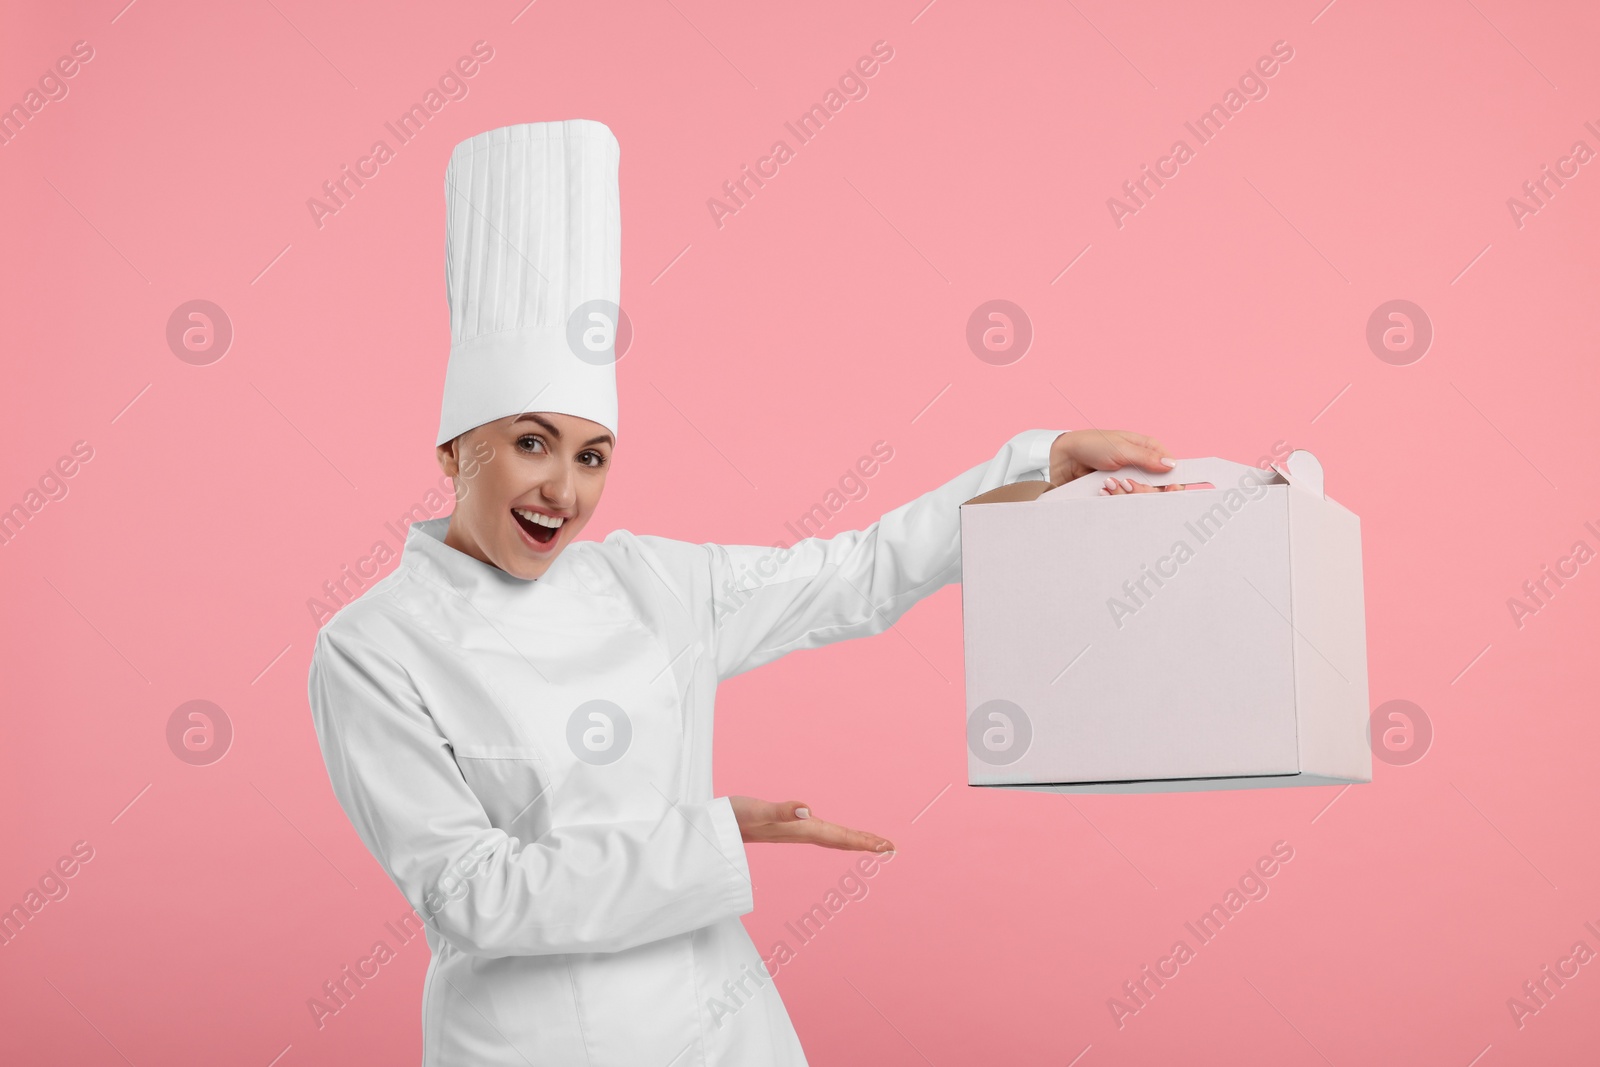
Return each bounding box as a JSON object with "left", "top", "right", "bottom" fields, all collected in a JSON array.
[
  {"left": 516, "top": 434, "right": 546, "bottom": 454},
  {"left": 579, "top": 450, "right": 608, "bottom": 468}
]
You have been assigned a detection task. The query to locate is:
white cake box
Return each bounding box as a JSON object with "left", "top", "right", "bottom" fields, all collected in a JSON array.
[{"left": 958, "top": 451, "right": 1371, "bottom": 794}]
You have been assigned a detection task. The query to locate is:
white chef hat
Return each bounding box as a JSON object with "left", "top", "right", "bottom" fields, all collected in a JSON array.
[{"left": 435, "top": 119, "right": 622, "bottom": 447}]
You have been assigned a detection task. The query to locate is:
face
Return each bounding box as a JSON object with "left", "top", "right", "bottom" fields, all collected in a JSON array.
[{"left": 437, "top": 411, "right": 613, "bottom": 580}]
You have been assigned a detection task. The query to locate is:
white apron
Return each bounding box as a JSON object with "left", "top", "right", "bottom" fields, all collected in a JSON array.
[{"left": 307, "top": 429, "right": 1057, "bottom": 1065}]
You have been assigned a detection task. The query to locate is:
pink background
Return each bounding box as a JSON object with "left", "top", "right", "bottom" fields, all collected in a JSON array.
[{"left": 4, "top": 0, "right": 1599, "bottom": 1063}]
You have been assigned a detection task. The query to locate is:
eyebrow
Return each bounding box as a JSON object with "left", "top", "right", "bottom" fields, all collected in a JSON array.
[{"left": 513, "top": 412, "right": 613, "bottom": 447}]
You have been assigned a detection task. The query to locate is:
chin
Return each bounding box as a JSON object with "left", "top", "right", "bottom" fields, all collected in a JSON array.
[
  {"left": 502, "top": 519, "right": 581, "bottom": 580},
  {"left": 504, "top": 505, "right": 581, "bottom": 574}
]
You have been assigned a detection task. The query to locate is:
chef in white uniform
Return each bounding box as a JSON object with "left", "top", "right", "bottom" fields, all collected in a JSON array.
[{"left": 308, "top": 118, "right": 1180, "bottom": 1066}]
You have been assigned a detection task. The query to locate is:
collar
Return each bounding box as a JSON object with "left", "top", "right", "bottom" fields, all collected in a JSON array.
[{"left": 402, "top": 515, "right": 588, "bottom": 608}]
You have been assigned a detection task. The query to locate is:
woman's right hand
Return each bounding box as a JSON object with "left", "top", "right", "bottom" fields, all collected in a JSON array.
[{"left": 729, "top": 796, "right": 895, "bottom": 853}]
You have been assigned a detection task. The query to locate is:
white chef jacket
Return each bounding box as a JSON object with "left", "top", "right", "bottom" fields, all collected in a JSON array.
[{"left": 307, "top": 429, "right": 1060, "bottom": 1066}]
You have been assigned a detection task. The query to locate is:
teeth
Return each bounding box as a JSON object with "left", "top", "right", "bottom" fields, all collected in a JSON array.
[{"left": 514, "top": 507, "right": 566, "bottom": 529}]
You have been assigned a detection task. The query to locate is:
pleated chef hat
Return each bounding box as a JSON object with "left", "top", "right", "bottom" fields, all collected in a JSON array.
[{"left": 436, "top": 119, "right": 622, "bottom": 447}]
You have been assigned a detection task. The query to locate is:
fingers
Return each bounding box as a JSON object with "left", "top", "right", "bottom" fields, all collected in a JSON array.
[
  {"left": 796, "top": 819, "right": 895, "bottom": 852},
  {"left": 1080, "top": 432, "right": 1177, "bottom": 495},
  {"left": 1099, "top": 476, "right": 1145, "bottom": 495},
  {"left": 775, "top": 810, "right": 895, "bottom": 852},
  {"left": 1108, "top": 432, "right": 1174, "bottom": 474},
  {"left": 1098, "top": 476, "right": 1188, "bottom": 496}
]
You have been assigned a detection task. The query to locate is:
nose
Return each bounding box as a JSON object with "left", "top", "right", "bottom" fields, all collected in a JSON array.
[{"left": 541, "top": 461, "right": 577, "bottom": 511}]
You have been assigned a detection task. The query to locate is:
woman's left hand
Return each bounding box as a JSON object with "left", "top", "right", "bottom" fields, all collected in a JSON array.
[{"left": 1049, "top": 429, "right": 1186, "bottom": 495}]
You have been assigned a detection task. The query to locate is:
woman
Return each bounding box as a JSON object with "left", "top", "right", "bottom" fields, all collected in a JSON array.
[{"left": 308, "top": 119, "right": 1180, "bottom": 1066}]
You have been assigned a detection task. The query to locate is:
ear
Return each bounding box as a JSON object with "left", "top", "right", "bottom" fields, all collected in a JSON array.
[{"left": 436, "top": 436, "right": 461, "bottom": 479}]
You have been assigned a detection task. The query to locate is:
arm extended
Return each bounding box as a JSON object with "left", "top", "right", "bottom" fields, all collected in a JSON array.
[
  {"left": 707, "top": 428, "right": 1063, "bottom": 680},
  {"left": 308, "top": 623, "right": 754, "bottom": 957}
]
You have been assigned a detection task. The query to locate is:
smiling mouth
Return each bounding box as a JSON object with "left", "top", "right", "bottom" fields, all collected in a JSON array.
[{"left": 512, "top": 507, "right": 566, "bottom": 545}]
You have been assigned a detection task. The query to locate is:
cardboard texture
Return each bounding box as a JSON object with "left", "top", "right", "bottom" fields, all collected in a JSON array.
[{"left": 959, "top": 451, "right": 1371, "bottom": 794}]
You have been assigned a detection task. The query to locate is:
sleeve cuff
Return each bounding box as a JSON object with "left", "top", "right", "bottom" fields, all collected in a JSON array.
[
  {"left": 1021, "top": 429, "right": 1064, "bottom": 484},
  {"left": 708, "top": 795, "right": 755, "bottom": 916}
]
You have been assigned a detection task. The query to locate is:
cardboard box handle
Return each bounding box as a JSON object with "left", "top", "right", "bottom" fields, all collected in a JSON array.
[{"left": 1040, "top": 456, "right": 1286, "bottom": 500}]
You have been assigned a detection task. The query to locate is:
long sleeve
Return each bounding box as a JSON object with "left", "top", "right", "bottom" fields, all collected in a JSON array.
[
  {"left": 709, "top": 428, "right": 1062, "bottom": 680},
  {"left": 307, "top": 622, "right": 754, "bottom": 958}
]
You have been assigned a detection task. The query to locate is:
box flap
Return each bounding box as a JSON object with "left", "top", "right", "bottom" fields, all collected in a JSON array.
[{"left": 1272, "top": 449, "right": 1326, "bottom": 498}]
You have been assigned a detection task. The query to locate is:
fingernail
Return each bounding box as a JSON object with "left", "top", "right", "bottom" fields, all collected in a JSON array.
[
  {"left": 1120, "top": 478, "right": 1134, "bottom": 491},
  {"left": 876, "top": 842, "right": 894, "bottom": 852},
  {"left": 1103, "top": 477, "right": 1116, "bottom": 488},
  {"left": 795, "top": 807, "right": 810, "bottom": 819},
  {"left": 1160, "top": 456, "right": 1177, "bottom": 467}
]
